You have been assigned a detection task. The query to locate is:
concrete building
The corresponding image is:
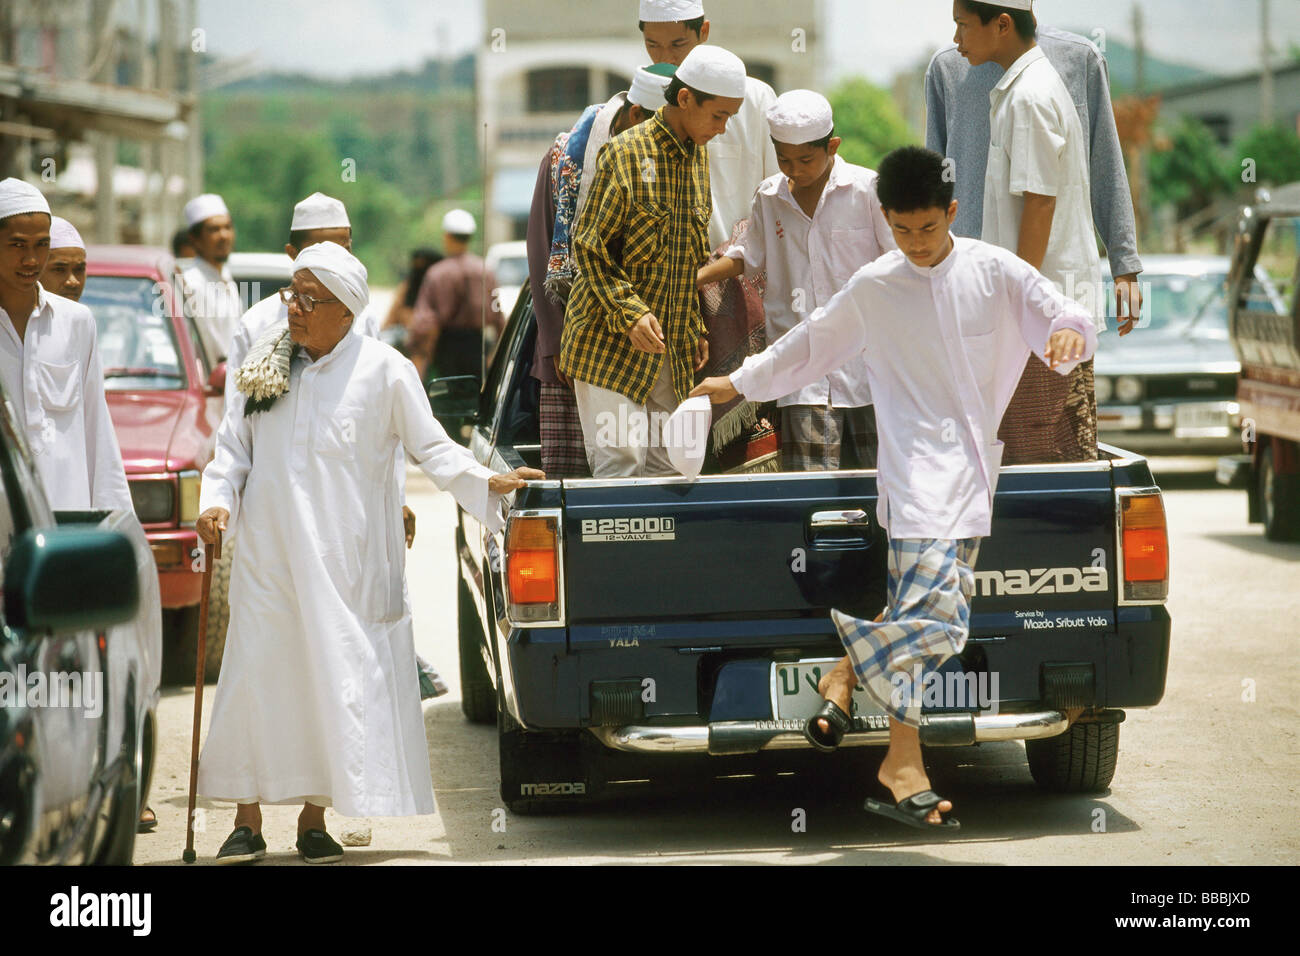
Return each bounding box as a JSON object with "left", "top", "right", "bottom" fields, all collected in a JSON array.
[
  {"left": 0, "top": 0, "right": 200, "bottom": 244},
  {"left": 478, "top": 0, "right": 825, "bottom": 244},
  {"left": 1157, "top": 62, "right": 1300, "bottom": 145}
]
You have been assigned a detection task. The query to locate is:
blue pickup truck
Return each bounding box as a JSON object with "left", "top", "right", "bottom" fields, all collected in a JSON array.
[{"left": 432, "top": 287, "right": 1171, "bottom": 813}]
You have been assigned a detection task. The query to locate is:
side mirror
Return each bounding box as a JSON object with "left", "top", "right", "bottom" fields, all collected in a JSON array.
[
  {"left": 427, "top": 375, "right": 480, "bottom": 425},
  {"left": 207, "top": 361, "right": 227, "bottom": 396},
  {"left": 3, "top": 527, "right": 140, "bottom": 633}
]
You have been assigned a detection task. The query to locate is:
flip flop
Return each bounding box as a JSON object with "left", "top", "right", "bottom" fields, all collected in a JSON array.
[
  {"left": 803, "top": 699, "right": 853, "bottom": 752},
  {"left": 864, "top": 789, "right": 960, "bottom": 832},
  {"left": 137, "top": 806, "right": 157, "bottom": 834}
]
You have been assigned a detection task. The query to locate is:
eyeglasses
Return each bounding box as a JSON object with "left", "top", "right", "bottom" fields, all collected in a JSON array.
[{"left": 279, "top": 287, "right": 340, "bottom": 313}]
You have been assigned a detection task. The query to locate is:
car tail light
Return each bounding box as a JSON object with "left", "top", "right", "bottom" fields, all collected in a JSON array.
[
  {"left": 1117, "top": 488, "right": 1168, "bottom": 604},
  {"left": 505, "top": 511, "right": 564, "bottom": 625}
]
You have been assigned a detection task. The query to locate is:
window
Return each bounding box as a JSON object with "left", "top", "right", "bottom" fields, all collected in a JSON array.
[
  {"left": 526, "top": 67, "right": 590, "bottom": 114},
  {"left": 81, "top": 276, "right": 186, "bottom": 390}
]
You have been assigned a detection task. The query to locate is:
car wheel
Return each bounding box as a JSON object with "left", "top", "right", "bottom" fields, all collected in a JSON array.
[
  {"left": 1025, "top": 721, "right": 1119, "bottom": 794},
  {"left": 1260, "top": 444, "right": 1300, "bottom": 541},
  {"left": 93, "top": 687, "right": 139, "bottom": 865},
  {"left": 458, "top": 569, "right": 495, "bottom": 724}
]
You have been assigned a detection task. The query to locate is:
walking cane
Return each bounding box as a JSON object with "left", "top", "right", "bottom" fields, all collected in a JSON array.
[{"left": 183, "top": 528, "right": 221, "bottom": 863}]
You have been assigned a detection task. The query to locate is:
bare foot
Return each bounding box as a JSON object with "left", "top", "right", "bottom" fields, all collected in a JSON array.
[
  {"left": 815, "top": 655, "right": 857, "bottom": 737},
  {"left": 877, "top": 745, "right": 951, "bottom": 826}
]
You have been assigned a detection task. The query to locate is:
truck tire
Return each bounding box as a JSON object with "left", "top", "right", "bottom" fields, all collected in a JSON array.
[
  {"left": 459, "top": 572, "right": 496, "bottom": 724},
  {"left": 1260, "top": 445, "right": 1300, "bottom": 541},
  {"left": 1025, "top": 721, "right": 1119, "bottom": 794},
  {"left": 169, "top": 544, "right": 233, "bottom": 685}
]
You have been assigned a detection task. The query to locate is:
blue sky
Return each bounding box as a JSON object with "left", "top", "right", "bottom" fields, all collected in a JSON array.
[{"left": 196, "top": 0, "right": 1300, "bottom": 86}]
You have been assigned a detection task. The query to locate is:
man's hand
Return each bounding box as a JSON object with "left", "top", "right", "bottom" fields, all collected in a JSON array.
[
  {"left": 1045, "top": 329, "right": 1086, "bottom": 370},
  {"left": 1114, "top": 273, "right": 1143, "bottom": 336},
  {"left": 197, "top": 507, "right": 228, "bottom": 546},
  {"left": 629, "top": 312, "right": 666, "bottom": 354},
  {"left": 402, "top": 505, "right": 416, "bottom": 548},
  {"left": 693, "top": 336, "right": 710, "bottom": 372},
  {"left": 488, "top": 466, "right": 546, "bottom": 495},
  {"left": 688, "top": 375, "right": 739, "bottom": 404},
  {"left": 551, "top": 356, "right": 572, "bottom": 389}
]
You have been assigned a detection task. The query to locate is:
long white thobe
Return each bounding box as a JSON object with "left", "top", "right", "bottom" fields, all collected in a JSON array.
[
  {"left": 0, "top": 285, "right": 132, "bottom": 511},
  {"left": 707, "top": 75, "right": 779, "bottom": 249},
  {"left": 731, "top": 238, "right": 1098, "bottom": 540},
  {"left": 196, "top": 327, "right": 505, "bottom": 816},
  {"left": 179, "top": 258, "right": 243, "bottom": 364}
]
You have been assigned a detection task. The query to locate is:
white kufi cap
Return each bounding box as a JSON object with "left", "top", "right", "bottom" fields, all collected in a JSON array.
[
  {"left": 628, "top": 64, "right": 675, "bottom": 109},
  {"left": 663, "top": 396, "right": 713, "bottom": 480},
  {"left": 291, "top": 192, "right": 350, "bottom": 231},
  {"left": 184, "top": 193, "right": 229, "bottom": 227},
  {"left": 49, "top": 216, "right": 85, "bottom": 250},
  {"left": 0, "top": 178, "right": 51, "bottom": 220},
  {"left": 639, "top": 0, "right": 704, "bottom": 22},
  {"left": 293, "top": 241, "right": 369, "bottom": 318},
  {"left": 675, "top": 45, "right": 747, "bottom": 100},
  {"left": 766, "top": 90, "right": 834, "bottom": 144},
  {"left": 442, "top": 208, "right": 477, "bottom": 236},
  {"left": 990, "top": 0, "right": 1033, "bottom": 9}
]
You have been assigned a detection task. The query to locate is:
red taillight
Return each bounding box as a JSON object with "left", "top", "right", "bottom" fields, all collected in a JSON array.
[
  {"left": 1120, "top": 491, "right": 1168, "bottom": 602},
  {"left": 506, "top": 516, "right": 560, "bottom": 616}
]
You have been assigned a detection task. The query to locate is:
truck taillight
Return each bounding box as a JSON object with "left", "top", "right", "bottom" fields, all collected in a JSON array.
[
  {"left": 1117, "top": 488, "right": 1168, "bottom": 604},
  {"left": 505, "top": 512, "right": 564, "bottom": 625}
]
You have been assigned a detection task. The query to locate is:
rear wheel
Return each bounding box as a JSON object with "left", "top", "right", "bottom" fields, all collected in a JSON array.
[
  {"left": 459, "top": 572, "right": 496, "bottom": 724},
  {"left": 93, "top": 689, "right": 139, "bottom": 865},
  {"left": 1025, "top": 721, "right": 1119, "bottom": 794},
  {"left": 1260, "top": 444, "right": 1300, "bottom": 541}
]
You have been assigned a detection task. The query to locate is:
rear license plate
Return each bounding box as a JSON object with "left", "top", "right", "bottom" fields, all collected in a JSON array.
[
  {"left": 771, "top": 659, "right": 889, "bottom": 730},
  {"left": 1174, "top": 403, "right": 1229, "bottom": 436}
]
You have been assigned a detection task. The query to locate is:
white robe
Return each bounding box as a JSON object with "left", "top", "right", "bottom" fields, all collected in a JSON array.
[
  {"left": 0, "top": 284, "right": 132, "bottom": 512},
  {"left": 197, "top": 327, "right": 504, "bottom": 816}
]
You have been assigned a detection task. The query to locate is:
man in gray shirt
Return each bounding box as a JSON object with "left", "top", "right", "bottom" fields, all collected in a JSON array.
[{"left": 926, "top": 24, "right": 1143, "bottom": 332}]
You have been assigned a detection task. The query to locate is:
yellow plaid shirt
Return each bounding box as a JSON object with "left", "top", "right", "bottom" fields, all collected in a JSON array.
[{"left": 559, "top": 108, "right": 710, "bottom": 405}]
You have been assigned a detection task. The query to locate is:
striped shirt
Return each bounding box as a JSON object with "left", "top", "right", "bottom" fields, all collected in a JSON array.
[{"left": 559, "top": 108, "right": 710, "bottom": 405}]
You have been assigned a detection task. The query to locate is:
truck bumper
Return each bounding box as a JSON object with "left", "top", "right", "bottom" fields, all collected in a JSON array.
[{"left": 588, "top": 709, "right": 1067, "bottom": 756}]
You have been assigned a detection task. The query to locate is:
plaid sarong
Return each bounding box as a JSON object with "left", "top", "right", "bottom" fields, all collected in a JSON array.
[
  {"left": 780, "top": 404, "right": 879, "bottom": 471},
  {"left": 831, "top": 536, "right": 982, "bottom": 727},
  {"left": 540, "top": 382, "right": 591, "bottom": 479},
  {"left": 998, "top": 356, "right": 1097, "bottom": 465}
]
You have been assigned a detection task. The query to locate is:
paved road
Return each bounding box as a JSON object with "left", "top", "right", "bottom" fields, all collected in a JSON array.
[{"left": 137, "top": 457, "right": 1300, "bottom": 865}]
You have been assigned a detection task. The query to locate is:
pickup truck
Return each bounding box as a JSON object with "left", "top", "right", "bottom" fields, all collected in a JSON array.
[
  {"left": 432, "top": 286, "right": 1172, "bottom": 813},
  {"left": 1216, "top": 183, "right": 1300, "bottom": 540}
]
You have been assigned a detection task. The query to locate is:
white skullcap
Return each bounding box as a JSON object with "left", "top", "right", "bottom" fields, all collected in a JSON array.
[
  {"left": 987, "top": 0, "right": 1032, "bottom": 9},
  {"left": 49, "top": 216, "right": 85, "bottom": 251},
  {"left": 291, "top": 192, "right": 350, "bottom": 231},
  {"left": 184, "top": 193, "right": 229, "bottom": 227},
  {"left": 663, "top": 396, "right": 712, "bottom": 480},
  {"left": 676, "top": 45, "right": 747, "bottom": 100},
  {"left": 639, "top": 0, "right": 704, "bottom": 22},
  {"left": 0, "top": 178, "right": 51, "bottom": 221},
  {"left": 628, "top": 64, "right": 675, "bottom": 109},
  {"left": 766, "top": 90, "right": 834, "bottom": 144},
  {"left": 442, "top": 209, "right": 477, "bottom": 236},
  {"left": 293, "top": 241, "right": 369, "bottom": 319}
]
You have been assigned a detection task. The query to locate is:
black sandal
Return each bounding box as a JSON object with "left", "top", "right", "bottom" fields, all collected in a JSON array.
[
  {"left": 803, "top": 700, "right": 853, "bottom": 752},
  {"left": 864, "top": 789, "right": 960, "bottom": 832},
  {"left": 136, "top": 806, "right": 157, "bottom": 833}
]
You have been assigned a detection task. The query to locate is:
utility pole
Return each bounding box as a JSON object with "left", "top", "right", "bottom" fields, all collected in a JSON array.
[
  {"left": 437, "top": 20, "right": 456, "bottom": 198},
  {"left": 93, "top": 0, "right": 120, "bottom": 243},
  {"left": 1132, "top": 2, "right": 1146, "bottom": 95},
  {"left": 1260, "top": 0, "right": 1275, "bottom": 126}
]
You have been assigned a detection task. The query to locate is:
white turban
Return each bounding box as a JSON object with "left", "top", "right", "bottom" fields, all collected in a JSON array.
[
  {"left": 639, "top": 0, "right": 704, "bottom": 21},
  {"left": 628, "top": 63, "right": 675, "bottom": 109},
  {"left": 49, "top": 216, "right": 86, "bottom": 251},
  {"left": 766, "top": 90, "right": 835, "bottom": 144},
  {"left": 676, "top": 45, "right": 747, "bottom": 100},
  {"left": 184, "top": 193, "right": 229, "bottom": 227},
  {"left": 0, "top": 177, "right": 51, "bottom": 221},
  {"left": 291, "top": 192, "right": 350, "bottom": 231},
  {"left": 293, "top": 241, "right": 369, "bottom": 318}
]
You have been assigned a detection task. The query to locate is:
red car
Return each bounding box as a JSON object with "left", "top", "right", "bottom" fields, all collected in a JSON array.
[{"left": 83, "top": 245, "right": 229, "bottom": 680}]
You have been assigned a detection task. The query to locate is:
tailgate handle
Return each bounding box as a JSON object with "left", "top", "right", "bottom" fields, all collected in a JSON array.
[{"left": 810, "top": 509, "right": 870, "bottom": 529}]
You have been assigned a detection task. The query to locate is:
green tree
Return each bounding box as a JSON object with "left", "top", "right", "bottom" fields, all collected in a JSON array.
[
  {"left": 1232, "top": 125, "right": 1300, "bottom": 189},
  {"left": 1147, "top": 116, "right": 1233, "bottom": 216},
  {"left": 826, "top": 77, "right": 915, "bottom": 169}
]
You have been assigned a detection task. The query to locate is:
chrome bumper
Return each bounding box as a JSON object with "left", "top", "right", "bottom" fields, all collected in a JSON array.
[{"left": 588, "top": 711, "right": 1068, "bottom": 755}]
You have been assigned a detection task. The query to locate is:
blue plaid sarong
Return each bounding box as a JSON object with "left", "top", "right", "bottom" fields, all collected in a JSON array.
[{"left": 830, "top": 536, "right": 982, "bottom": 727}]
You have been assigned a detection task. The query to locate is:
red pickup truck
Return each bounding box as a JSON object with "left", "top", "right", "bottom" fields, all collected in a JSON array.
[{"left": 82, "top": 245, "right": 230, "bottom": 680}]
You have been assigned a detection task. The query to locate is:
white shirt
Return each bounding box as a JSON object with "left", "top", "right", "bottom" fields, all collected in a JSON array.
[
  {"left": 982, "top": 46, "right": 1103, "bottom": 324},
  {"left": 197, "top": 329, "right": 506, "bottom": 816},
  {"left": 725, "top": 155, "right": 896, "bottom": 407},
  {"left": 179, "top": 258, "right": 243, "bottom": 363},
  {"left": 0, "top": 285, "right": 132, "bottom": 512},
  {"left": 731, "top": 238, "right": 1098, "bottom": 540},
  {"left": 707, "top": 75, "right": 780, "bottom": 249}
]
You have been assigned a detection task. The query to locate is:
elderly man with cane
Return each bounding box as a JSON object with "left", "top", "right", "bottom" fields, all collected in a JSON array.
[{"left": 192, "top": 242, "right": 541, "bottom": 863}]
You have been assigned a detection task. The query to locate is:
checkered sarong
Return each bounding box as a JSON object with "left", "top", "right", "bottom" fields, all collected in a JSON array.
[
  {"left": 830, "top": 536, "right": 981, "bottom": 727},
  {"left": 780, "top": 404, "right": 879, "bottom": 471},
  {"left": 539, "top": 383, "right": 591, "bottom": 478},
  {"left": 998, "top": 356, "right": 1097, "bottom": 465}
]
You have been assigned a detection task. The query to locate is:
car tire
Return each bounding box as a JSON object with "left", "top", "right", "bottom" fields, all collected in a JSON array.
[
  {"left": 1025, "top": 721, "right": 1119, "bottom": 794},
  {"left": 93, "top": 687, "right": 139, "bottom": 865},
  {"left": 459, "top": 570, "right": 495, "bottom": 724},
  {"left": 1260, "top": 444, "right": 1300, "bottom": 541}
]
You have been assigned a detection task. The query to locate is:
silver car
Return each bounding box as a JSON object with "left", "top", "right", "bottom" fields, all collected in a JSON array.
[{"left": 1095, "top": 255, "right": 1285, "bottom": 454}]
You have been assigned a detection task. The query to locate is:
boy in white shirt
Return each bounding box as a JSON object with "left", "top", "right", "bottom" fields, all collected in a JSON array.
[
  {"left": 691, "top": 146, "right": 1096, "bottom": 831},
  {"left": 697, "top": 90, "right": 895, "bottom": 470}
]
